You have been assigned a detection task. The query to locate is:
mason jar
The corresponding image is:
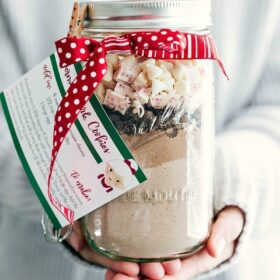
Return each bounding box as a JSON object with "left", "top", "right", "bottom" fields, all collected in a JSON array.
[{"left": 81, "top": 0, "right": 215, "bottom": 262}]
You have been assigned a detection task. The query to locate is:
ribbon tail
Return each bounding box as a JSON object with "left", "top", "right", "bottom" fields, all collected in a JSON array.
[
  {"left": 47, "top": 181, "right": 75, "bottom": 224},
  {"left": 217, "top": 59, "right": 229, "bottom": 80},
  {"left": 47, "top": 50, "right": 107, "bottom": 226}
]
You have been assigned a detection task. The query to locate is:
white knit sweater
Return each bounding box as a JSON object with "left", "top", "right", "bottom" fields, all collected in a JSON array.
[{"left": 0, "top": 0, "right": 280, "bottom": 279}]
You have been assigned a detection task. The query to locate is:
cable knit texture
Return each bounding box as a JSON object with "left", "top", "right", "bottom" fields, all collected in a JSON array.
[{"left": 0, "top": 0, "right": 280, "bottom": 279}]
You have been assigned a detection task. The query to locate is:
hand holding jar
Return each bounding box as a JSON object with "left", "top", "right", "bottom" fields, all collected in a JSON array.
[{"left": 64, "top": 206, "right": 244, "bottom": 279}]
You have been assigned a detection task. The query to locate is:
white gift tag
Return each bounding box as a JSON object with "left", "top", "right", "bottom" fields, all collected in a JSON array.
[{"left": 0, "top": 53, "right": 147, "bottom": 229}]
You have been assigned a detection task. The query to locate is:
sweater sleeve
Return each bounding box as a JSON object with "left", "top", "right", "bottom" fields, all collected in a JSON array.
[
  {"left": 196, "top": 18, "right": 280, "bottom": 280},
  {"left": 0, "top": 0, "right": 74, "bottom": 222},
  {"left": 0, "top": 3, "right": 43, "bottom": 222}
]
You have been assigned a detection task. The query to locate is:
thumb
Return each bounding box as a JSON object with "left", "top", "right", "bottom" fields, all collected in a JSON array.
[{"left": 207, "top": 206, "right": 245, "bottom": 258}]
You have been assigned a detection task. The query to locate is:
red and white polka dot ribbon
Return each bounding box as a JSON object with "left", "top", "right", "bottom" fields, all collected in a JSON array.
[{"left": 50, "top": 29, "right": 228, "bottom": 225}]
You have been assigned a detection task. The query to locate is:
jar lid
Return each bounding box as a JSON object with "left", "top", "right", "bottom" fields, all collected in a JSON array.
[{"left": 80, "top": 0, "right": 212, "bottom": 31}]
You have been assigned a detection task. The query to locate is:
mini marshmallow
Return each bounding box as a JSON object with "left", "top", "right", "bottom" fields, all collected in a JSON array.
[
  {"left": 175, "top": 60, "right": 194, "bottom": 67},
  {"left": 95, "top": 83, "right": 106, "bottom": 103},
  {"left": 171, "top": 64, "right": 188, "bottom": 80},
  {"left": 174, "top": 80, "right": 190, "bottom": 96},
  {"left": 132, "top": 72, "right": 150, "bottom": 90},
  {"left": 132, "top": 100, "right": 145, "bottom": 118},
  {"left": 103, "top": 89, "right": 116, "bottom": 109},
  {"left": 122, "top": 55, "right": 138, "bottom": 65},
  {"left": 104, "top": 89, "right": 130, "bottom": 114},
  {"left": 161, "top": 77, "right": 175, "bottom": 90},
  {"left": 106, "top": 54, "right": 119, "bottom": 70},
  {"left": 146, "top": 65, "right": 163, "bottom": 80},
  {"left": 102, "top": 80, "right": 117, "bottom": 90},
  {"left": 115, "top": 101, "right": 131, "bottom": 115},
  {"left": 134, "top": 88, "right": 151, "bottom": 105},
  {"left": 158, "top": 64, "right": 173, "bottom": 80},
  {"left": 191, "top": 60, "right": 206, "bottom": 69},
  {"left": 158, "top": 71, "right": 172, "bottom": 81},
  {"left": 152, "top": 79, "right": 168, "bottom": 95},
  {"left": 103, "top": 63, "right": 113, "bottom": 82},
  {"left": 156, "top": 60, "right": 174, "bottom": 71},
  {"left": 150, "top": 91, "right": 170, "bottom": 109},
  {"left": 115, "top": 55, "right": 141, "bottom": 83},
  {"left": 140, "top": 59, "right": 156, "bottom": 71},
  {"left": 186, "top": 66, "right": 201, "bottom": 85},
  {"left": 114, "top": 81, "right": 135, "bottom": 98}
]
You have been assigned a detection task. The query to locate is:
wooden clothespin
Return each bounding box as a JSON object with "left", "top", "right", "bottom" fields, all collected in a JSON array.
[{"left": 67, "top": 1, "right": 89, "bottom": 38}]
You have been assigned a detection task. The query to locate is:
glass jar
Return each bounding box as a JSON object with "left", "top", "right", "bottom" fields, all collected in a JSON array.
[{"left": 81, "top": 0, "right": 215, "bottom": 262}]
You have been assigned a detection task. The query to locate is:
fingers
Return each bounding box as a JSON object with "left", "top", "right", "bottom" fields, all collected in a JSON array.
[
  {"left": 182, "top": 243, "right": 235, "bottom": 279},
  {"left": 207, "top": 206, "right": 244, "bottom": 258},
  {"left": 156, "top": 243, "right": 235, "bottom": 280},
  {"left": 140, "top": 263, "right": 165, "bottom": 280},
  {"left": 80, "top": 246, "right": 140, "bottom": 277},
  {"left": 65, "top": 221, "right": 140, "bottom": 277},
  {"left": 161, "top": 259, "right": 181, "bottom": 275},
  {"left": 65, "top": 221, "right": 87, "bottom": 252},
  {"left": 106, "top": 270, "right": 141, "bottom": 280},
  {"left": 105, "top": 261, "right": 178, "bottom": 280},
  {"left": 153, "top": 207, "right": 243, "bottom": 279},
  {"left": 142, "top": 244, "right": 235, "bottom": 280},
  {"left": 106, "top": 269, "right": 116, "bottom": 280},
  {"left": 140, "top": 259, "right": 181, "bottom": 279},
  {"left": 66, "top": 206, "right": 244, "bottom": 280}
]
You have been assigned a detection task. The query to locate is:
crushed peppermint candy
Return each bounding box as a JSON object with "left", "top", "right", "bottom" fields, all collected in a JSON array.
[
  {"left": 95, "top": 55, "right": 205, "bottom": 137},
  {"left": 98, "top": 55, "right": 204, "bottom": 116}
]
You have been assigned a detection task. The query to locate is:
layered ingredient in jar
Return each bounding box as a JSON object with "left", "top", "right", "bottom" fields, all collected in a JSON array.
[
  {"left": 85, "top": 55, "right": 213, "bottom": 260},
  {"left": 95, "top": 54, "right": 204, "bottom": 136}
]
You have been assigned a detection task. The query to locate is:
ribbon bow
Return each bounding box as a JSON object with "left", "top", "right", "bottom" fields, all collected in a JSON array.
[{"left": 49, "top": 29, "right": 227, "bottom": 225}]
